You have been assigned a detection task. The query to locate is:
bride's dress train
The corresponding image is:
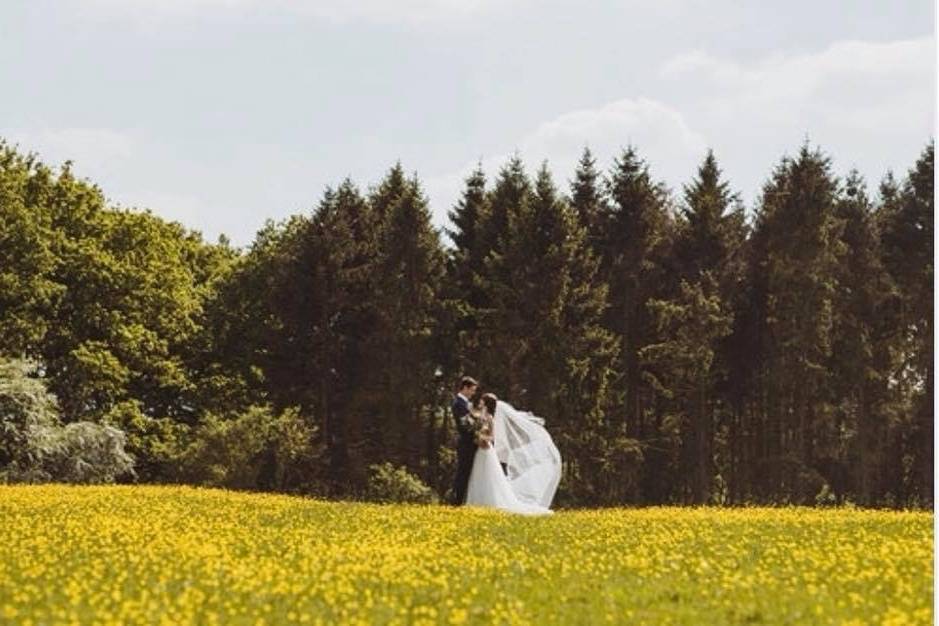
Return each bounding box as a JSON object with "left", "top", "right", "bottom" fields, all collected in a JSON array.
[
  {"left": 463, "top": 400, "right": 560, "bottom": 515},
  {"left": 464, "top": 444, "right": 552, "bottom": 515}
]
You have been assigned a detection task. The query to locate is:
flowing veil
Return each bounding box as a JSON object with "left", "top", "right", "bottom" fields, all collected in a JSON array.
[{"left": 492, "top": 400, "right": 562, "bottom": 508}]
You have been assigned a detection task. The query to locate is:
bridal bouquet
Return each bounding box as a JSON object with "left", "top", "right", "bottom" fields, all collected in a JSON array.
[{"left": 472, "top": 412, "right": 494, "bottom": 448}]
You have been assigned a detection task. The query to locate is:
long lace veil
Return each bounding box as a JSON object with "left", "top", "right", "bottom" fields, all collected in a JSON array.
[{"left": 492, "top": 400, "right": 562, "bottom": 508}]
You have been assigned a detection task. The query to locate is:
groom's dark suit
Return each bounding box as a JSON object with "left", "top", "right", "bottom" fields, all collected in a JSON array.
[{"left": 451, "top": 394, "right": 477, "bottom": 505}]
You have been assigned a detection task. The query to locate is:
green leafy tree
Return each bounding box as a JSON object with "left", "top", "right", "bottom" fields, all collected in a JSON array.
[
  {"left": 0, "top": 143, "right": 62, "bottom": 358},
  {"left": 179, "top": 405, "right": 318, "bottom": 492},
  {"left": 45, "top": 205, "right": 204, "bottom": 423}
]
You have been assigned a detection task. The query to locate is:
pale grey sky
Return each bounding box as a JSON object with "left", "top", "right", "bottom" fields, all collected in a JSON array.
[{"left": 1, "top": 0, "right": 934, "bottom": 245}]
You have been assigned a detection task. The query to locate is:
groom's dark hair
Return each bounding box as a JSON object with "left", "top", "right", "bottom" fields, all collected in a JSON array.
[{"left": 459, "top": 376, "right": 479, "bottom": 390}]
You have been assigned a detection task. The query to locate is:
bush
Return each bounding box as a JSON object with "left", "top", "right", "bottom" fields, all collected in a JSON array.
[
  {"left": 178, "top": 405, "right": 320, "bottom": 492},
  {"left": 14, "top": 422, "right": 136, "bottom": 484},
  {"left": 0, "top": 357, "right": 136, "bottom": 484},
  {"left": 365, "top": 463, "right": 438, "bottom": 505},
  {"left": 102, "top": 400, "right": 188, "bottom": 482},
  {"left": 815, "top": 483, "right": 838, "bottom": 507},
  {"left": 0, "top": 358, "right": 58, "bottom": 468}
]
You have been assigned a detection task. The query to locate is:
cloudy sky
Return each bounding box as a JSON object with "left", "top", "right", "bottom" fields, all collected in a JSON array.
[{"left": 1, "top": 0, "right": 934, "bottom": 245}]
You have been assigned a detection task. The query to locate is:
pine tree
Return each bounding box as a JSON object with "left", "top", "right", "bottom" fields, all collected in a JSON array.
[
  {"left": 369, "top": 162, "right": 407, "bottom": 222},
  {"left": 643, "top": 150, "right": 744, "bottom": 504},
  {"left": 677, "top": 150, "right": 747, "bottom": 285},
  {"left": 830, "top": 171, "right": 895, "bottom": 505},
  {"left": 641, "top": 274, "right": 733, "bottom": 503},
  {"left": 473, "top": 156, "right": 532, "bottom": 393},
  {"left": 599, "top": 147, "right": 672, "bottom": 501},
  {"left": 444, "top": 164, "right": 490, "bottom": 378},
  {"left": 480, "top": 155, "right": 529, "bottom": 258},
  {"left": 747, "top": 143, "right": 842, "bottom": 502},
  {"left": 880, "top": 142, "right": 934, "bottom": 504},
  {"left": 279, "top": 179, "right": 377, "bottom": 489},
  {"left": 447, "top": 163, "right": 488, "bottom": 257},
  {"left": 477, "top": 161, "right": 619, "bottom": 503},
  {"left": 871, "top": 172, "right": 911, "bottom": 504},
  {"left": 570, "top": 147, "right": 606, "bottom": 252},
  {"left": 370, "top": 175, "right": 446, "bottom": 471}
]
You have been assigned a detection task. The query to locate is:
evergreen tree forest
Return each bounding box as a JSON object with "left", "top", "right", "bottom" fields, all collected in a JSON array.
[{"left": 0, "top": 137, "right": 933, "bottom": 508}]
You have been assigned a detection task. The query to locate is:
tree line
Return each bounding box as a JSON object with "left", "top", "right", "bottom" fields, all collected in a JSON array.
[{"left": 0, "top": 138, "right": 932, "bottom": 507}]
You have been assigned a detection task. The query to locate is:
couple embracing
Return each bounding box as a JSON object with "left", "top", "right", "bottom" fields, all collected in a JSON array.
[{"left": 450, "top": 376, "right": 561, "bottom": 515}]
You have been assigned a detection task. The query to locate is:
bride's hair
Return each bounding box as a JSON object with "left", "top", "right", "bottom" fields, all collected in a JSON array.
[{"left": 482, "top": 393, "right": 498, "bottom": 415}]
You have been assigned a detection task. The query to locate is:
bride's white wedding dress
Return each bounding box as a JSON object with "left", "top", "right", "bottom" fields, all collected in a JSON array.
[{"left": 464, "top": 400, "right": 561, "bottom": 515}]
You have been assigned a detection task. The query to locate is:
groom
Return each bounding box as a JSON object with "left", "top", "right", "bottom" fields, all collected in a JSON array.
[{"left": 450, "top": 376, "right": 479, "bottom": 505}]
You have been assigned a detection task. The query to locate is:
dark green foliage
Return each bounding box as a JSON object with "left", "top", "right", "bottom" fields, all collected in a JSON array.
[
  {"left": 596, "top": 147, "right": 674, "bottom": 502},
  {"left": 471, "top": 162, "right": 619, "bottom": 504},
  {"left": 368, "top": 173, "right": 446, "bottom": 473},
  {"left": 0, "top": 137, "right": 932, "bottom": 507},
  {"left": 879, "top": 142, "right": 934, "bottom": 505},
  {"left": 642, "top": 152, "right": 745, "bottom": 504},
  {"left": 101, "top": 400, "right": 188, "bottom": 483},
  {"left": 828, "top": 172, "right": 894, "bottom": 506},
  {"left": 445, "top": 164, "right": 490, "bottom": 379},
  {"left": 740, "top": 144, "right": 844, "bottom": 503},
  {"left": 642, "top": 275, "right": 733, "bottom": 503},
  {"left": 570, "top": 147, "right": 606, "bottom": 253}
]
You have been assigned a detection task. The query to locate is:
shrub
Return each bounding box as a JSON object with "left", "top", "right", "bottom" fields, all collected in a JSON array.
[
  {"left": 0, "top": 358, "right": 58, "bottom": 468},
  {"left": 365, "top": 463, "right": 438, "bottom": 505},
  {"left": 178, "top": 405, "right": 320, "bottom": 492},
  {"left": 0, "top": 357, "right": 136, "bottom": 484},
  {"left": 23, "top": 422, "right": 135, "bottom": 484},
  {"left": 102, "top": 400, "right": 188, "bottom": 482},
  {"left": 815, "top": 483, "right": 838, "bottom": 507}
]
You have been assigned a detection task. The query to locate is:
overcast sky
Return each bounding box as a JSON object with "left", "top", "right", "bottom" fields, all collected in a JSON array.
[{"left": 1, "top": 0, "right": 934, "bottom": 245}]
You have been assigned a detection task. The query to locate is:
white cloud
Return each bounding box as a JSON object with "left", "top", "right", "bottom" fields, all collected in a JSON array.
[
  {"left": 78, "top": 0, "right": 516, "bottom": 24},
  {"left": 428, "top": 36, "right": 934, "bottom": 235},
  {"left": 6, "top": 36, "right": 930, "bottom": 248},
  {"left": 519, "top": 97, "right": 707, "bottom": 175},
  {"left": 425, "top": 97, "right": 707, "bottom": 232},
  {"left": 657, "top": 37, "right": 934, "bottom": 198},
  {"left": 116, "top": 190, "right": 210, "bottom": 229},
  {"left": 3, "top": 127, "right": 136, "bottom": 169},
  {"left": 0, "top": 126, "right": 218, "bottom": 234},
  {"left": 662, "top": 38, "right": 933, "bottom": 120}
]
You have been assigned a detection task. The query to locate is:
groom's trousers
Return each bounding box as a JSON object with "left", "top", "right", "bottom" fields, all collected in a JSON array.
[{"left": 452, "top": 434, "right": 477, "bottom": 505}]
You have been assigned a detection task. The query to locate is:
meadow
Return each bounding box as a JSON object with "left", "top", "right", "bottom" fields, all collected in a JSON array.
[{"left": 0, "top": 485, "right": 932, "bottom": 625}]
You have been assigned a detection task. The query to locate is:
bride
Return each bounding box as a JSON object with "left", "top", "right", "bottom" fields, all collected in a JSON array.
[{"left": 464, "top": 393, "right": 561, "bottom": 515}]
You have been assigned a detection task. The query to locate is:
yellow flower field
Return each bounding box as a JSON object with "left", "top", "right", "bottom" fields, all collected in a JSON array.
[{"left": 0, "top": 485, "right": 932, "bottom": 625}]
